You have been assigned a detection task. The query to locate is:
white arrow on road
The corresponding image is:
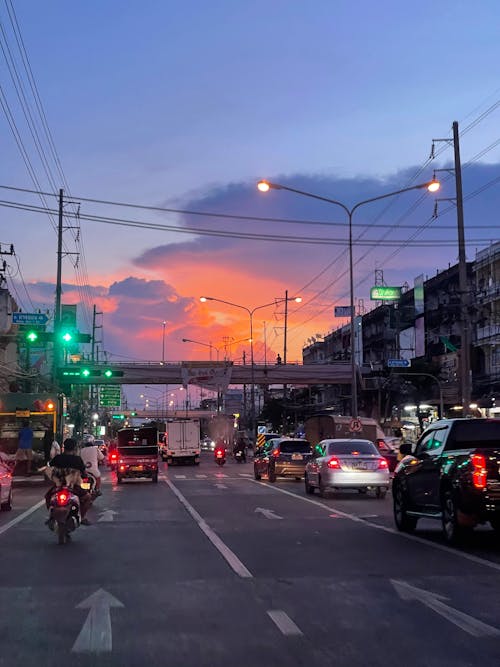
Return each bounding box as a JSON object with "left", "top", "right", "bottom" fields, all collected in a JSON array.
[
  {"left": 72, "top": 588, "right": 124, "bottom": 653},
  {"left": 392, "top": 579, "right": 500, "bottom": 637},
  {"left": 255, "top": 507, "right": 283, "bottom": 520},
  {"left": 97, "top": 509, "right": 118, "bottom": 523}
]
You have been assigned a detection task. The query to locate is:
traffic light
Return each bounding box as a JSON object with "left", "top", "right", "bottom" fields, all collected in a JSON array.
[
  {"left": 26, "top": 330, "right": 38, "bottom": 343},
  {"left": 60, "top": 331, "right": 92, "bottom": 345},
  {"left": 103, "top": 369, "right": 124, "bottom": 378}
]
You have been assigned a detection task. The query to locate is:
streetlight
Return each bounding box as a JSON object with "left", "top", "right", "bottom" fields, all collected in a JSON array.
[
  {"left": 161, "top": 321, "right": 167, "bottom": 365},
  {"left": 199, "top": 294, "right": 301, "bottom": 436},
  {"left": 257, "top": 178, "right": 440, "bottom": 419},
  {"left": 182, "top": 338, "right": 220, "bottom": 361}
]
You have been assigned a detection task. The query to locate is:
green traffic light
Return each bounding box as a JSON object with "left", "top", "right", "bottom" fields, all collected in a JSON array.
[
  {"left": 82, "top": 368, "right": 91, "bottom": 377},
  {"left": 104, "top": 369, "right": 113, "bottom": 378},
  {"left": 26, "top": 331, "right": 38, "bottom": 343},
  {"left": 61, "top": 332, "right": 73, "bottom": 343}
]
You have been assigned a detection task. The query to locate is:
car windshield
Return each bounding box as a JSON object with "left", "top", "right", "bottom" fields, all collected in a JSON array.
[
  {"left": 451, "top": 420, "right": 500, "bottom": 448},
  {"left": 327, "top": 440, "right": 378, "bottom": 456},
  {"left": 279, "top": 440, "right": 311, "bottom": 454}
]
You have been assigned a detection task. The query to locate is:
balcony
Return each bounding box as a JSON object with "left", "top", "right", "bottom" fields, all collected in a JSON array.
[{"left": 475, "top": 324, "right": 500, "bottom": 343}]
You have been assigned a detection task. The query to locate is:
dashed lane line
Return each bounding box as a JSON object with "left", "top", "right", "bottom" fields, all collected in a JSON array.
[
  {"left": 0, "top": 499, "right": 45, "bottom": 537},
  {"left": 249, "top": 480, "right": 500, "bottom": 574},
  {"left": 267, "top": 610, "right": 303, "bottom": 637},
  {"left": 163, "top": 476, "right": 253, "bottom": 579}
]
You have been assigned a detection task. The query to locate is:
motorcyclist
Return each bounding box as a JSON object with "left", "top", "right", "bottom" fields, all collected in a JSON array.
[
  {"left": 214, "top": 438, "right": 226, "bottom": 460},
  {"left": 233, "top": 436, "right": 247, "bottom": 462},
  {"left": 80, "top": 434, "right": 104, "bottom": 495},
  {"left": 45, "top": 438, "right": 92, "bottom": 525}
]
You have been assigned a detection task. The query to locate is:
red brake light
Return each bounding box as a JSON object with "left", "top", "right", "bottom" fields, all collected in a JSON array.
[
  {"left": 327, "top": 457, "right": 340, "bottom": 469},
  {"left": 216, "top": 450, "right": 224, "bottom": 458},
  {"left": 56, "top": 490, "right": 69, "bottom": 506},
  {"left": 471, "top": 453, "right": 487, "bottom": 489},
  {"left": 110, "top": 452, "right": 117, "bottom": 461},
  {"left": 378, "top": 458, "right": 389, "bottom": 469},
  {"left": 272, "top": 449, "right": 280, "bottom": 458}
]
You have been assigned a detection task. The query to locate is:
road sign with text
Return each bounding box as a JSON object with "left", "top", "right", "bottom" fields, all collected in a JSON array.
[
  {"left": 99, "top": 385, "right": 122, "bottom": 408},
  {"left": 387, "top": 359, "right": 411, "bottom": 368},
  {"left": 12, "top": 312, "right": 48, "bottom": 325}
]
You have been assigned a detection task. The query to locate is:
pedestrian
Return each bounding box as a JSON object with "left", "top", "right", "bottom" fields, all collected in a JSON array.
[
  {"left": 43, "top": 427, "right": 54, "bottom": 464},
  {"left": 50, "top": 438, "right": 61, "bottom": 459},
  {"left": 16, "top": 420, "right": 34, "bottom": 475}
]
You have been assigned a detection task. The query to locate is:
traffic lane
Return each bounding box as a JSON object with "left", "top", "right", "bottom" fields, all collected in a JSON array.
[
  {"left": 172, "top": 476, "right": 500, "bottom": 580},
  {"left": 268, "top": 478, "right": 500, "bottom": 564},
  {"left": 0, "top": 480, "right": 47, "bottom": 530}
]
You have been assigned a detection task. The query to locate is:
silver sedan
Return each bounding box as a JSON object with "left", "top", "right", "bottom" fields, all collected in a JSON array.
[{"left": 304, "top": 438, "right": 390, "bottom": 498}]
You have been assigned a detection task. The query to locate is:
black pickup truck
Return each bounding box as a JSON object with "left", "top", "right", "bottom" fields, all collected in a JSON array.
[{"left": 393, "top": 418, "right": 500, "bottom": 543}]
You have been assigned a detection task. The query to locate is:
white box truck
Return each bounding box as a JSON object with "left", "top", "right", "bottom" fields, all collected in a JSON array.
[{"left": 164, "top": 419, "right": 201, "bottom": 465}]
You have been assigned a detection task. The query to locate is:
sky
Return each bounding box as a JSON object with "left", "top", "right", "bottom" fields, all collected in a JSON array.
[{"left": 0, "top": 1, "right": 499, "bottom": 405}]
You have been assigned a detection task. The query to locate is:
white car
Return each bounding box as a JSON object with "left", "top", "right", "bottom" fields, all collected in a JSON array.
[
  {"left": 304, "top": 438, "right": 390, "bottom": 498},
  {"left": 0, "top": 455, "right": 14, "bottom": 511}
]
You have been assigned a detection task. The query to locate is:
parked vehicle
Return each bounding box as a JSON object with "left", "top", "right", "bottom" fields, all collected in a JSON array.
[
  {"left": 0, "top": 454, "right": 13, "bottom": 511},
  {"left": 164, "top": 420, "right": 201, "bottom": 465},
  {"left": 254, "top": 437, "right": 312, "bottom": 482},
  {"left": 393, "top": 418, "right": 500, "bottom": 543},
  {"left": 46, "top": 486, "right": 80, "bottom": 544},
  {"left": 304, "top": 438, "right": 390, "bottom": 498},
  {"left": 116, "top": 427, "right": 159, "bottom": 484}
]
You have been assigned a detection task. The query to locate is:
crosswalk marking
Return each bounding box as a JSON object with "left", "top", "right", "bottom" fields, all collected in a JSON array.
[
  {"left": 196, "top": 474, "right": 207, "bottom": 479},
  {"left": 215, "top": 473, "right": 228, "bottom": 478},
  {"left": 239, "top": 473, "right": 252, "bottom": 477},
  {"left": 174, "top": 475, "right": 186, "bottom": 479}
]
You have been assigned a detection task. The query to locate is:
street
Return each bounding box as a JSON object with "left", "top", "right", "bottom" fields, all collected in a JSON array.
[{"left": 2, "top": 454, "right": 500, "bottom": 666}]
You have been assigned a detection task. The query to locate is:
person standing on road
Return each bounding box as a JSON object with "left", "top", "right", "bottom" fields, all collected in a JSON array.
[
  {"left": 80, "top": 434, "right": 104, "bottom": 495},
  {"left": 16, "top": 420, "right": 34, "bottom": 475}
]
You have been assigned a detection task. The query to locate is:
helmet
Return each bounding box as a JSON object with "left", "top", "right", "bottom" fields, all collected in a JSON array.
[{"left": 82, "top": 434, "right": 95, "bottom": 446}]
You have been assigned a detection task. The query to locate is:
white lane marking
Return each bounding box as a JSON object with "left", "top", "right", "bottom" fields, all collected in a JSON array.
[
  {"left": 215, "top": 473, "right": 228, "bottom": 478},
  {"left": 239, "top": 473, "right": 252, "bottom": 477},
  {"left": 72, "top": 588, "right": 124, "bottom": 653},
  {"left": 97, "top": 509, "right": 117, "bottom": 523},
  {"left": 255, "top": 507, "right": 283, "bottom": 520},
  {"left": 164, "top": 477, "right": 253, "bottom": 579},
  {"left": 0, "top": 499, "right": 45, "bottom": 537},
  {"left": 215, "top": 483, "right": 227, "bottom": 489},
  {"left": 174, "top": 475, "right": 186, "bottom": 479},
  {"left": 392, "top": 580, "right": 500, "bottom": 637},
  {"left": 249, "top": 480, "right": 500, "bottom": 574},
  {"left": 267, "top": 610, "right": 303, "bottom": 637},
  {"left": 196, "top": 474, "right": 207, "bottom": 479}
]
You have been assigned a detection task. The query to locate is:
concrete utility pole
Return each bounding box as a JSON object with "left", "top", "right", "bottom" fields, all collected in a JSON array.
[
  {"left": 52, "top": 188, "right": 64, "bottom": 386},
  {"left": 453, "top": 121, "right": 471, "bottom": 414}
]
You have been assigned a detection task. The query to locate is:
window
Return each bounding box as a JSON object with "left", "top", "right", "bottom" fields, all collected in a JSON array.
[
  {"left": 327, "top": 440, "right": 378, "bottom": 456},
  {"left": 446, "top": 420, "right": 500, "bottom": 450},
  {"left": 279, "top": 440, "right": 311, "bottom": 454},
  {"left": 416, "top": 428, "right": 448, "bottom": 455}
]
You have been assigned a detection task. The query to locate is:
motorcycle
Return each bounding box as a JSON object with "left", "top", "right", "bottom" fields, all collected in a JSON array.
[
  {"left": 47, "top": 487, "right": 80, "bottom": 545},
  {"left": 81, "top": 471, "right": 100, "bottom": 500},
  {"left": 214, "top": 447, "right": 226, "bottom": 466},
  {"left": 234, "top": 449, "right": 246, "bottom": 464}
]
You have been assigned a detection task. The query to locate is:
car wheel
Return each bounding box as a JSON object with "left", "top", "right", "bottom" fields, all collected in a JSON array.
[
  {"left": 393, "top": 483, "right": 417, "bottom": 533},
  {"left": 254, "top": 466, "right": 261, "bottom": 481},
  {"left": 268, "top": 467, "right": 276, "bottom": 483},
  {"left": 319, "top": 476, "right": 329, "bottom": 498},
  {"left": 376, "top": 487, "right": 387, "bottom": 499},
  {"left": 304, "top": 474, "right": 315, "bottom": 495},
  {"left": 441, "top": 489, "right": 469, "bottom": 544},
  {"left": 1, "top": 489, "right": 12, "bottom": 511}
]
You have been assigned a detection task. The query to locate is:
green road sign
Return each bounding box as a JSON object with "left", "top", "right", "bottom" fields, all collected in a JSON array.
[
  {"left": 370, "top": 286, "right": 402, "bottom": 301},
  {"left": 99, "top": 385, "right": 121, "bottom": 408}
]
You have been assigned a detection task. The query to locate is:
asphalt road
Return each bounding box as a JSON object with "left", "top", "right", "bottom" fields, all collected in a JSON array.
[{"left": 2, "top": 453, "right": 500, "bottom": 666}]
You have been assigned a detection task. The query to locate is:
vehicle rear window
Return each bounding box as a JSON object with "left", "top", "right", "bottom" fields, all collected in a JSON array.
[
  {"left": 279, "top": 441, "right": 311, "bottom": 454},
  {"left": 327, "top": 440, "right": 378, "bottom": 455},
  {"left": 448, "top": 420, "right": 500, "bottom": 448}
]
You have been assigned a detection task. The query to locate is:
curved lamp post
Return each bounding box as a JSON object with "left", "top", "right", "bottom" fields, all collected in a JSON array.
[
  {"left": 257, "top": 178, "right": 440, "bottom": 419},
  {"left": 182, "top": 338, "right": 220, "bottom": 361},
  {"left": 199, "top": 295, "right": 301, "bottom": 436}
]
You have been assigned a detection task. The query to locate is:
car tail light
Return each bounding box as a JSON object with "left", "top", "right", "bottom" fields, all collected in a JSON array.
[
  {"left": 56, "top": 490, "right": 69, "bottom": 506},
  {"left": 471, "top": 454, "right": 487, "bottom": 489},
  {"left": 119, "top": 465, "right": 126, "bottom": 472},
  {"left": 327, "top": 457, "right": 340, "bottom": 469},
  {"left": 377, "top": 458, "right": 389, "bottom": 469},
  {"left": 272, "top": 449, "right": 280, "bottom": 458}
]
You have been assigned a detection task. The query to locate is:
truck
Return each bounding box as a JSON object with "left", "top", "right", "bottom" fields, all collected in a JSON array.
[
  {"left": 163, "top": 419, "right": 201, "bottom": 465},
  {"left": 304, "top": 414, "right": 386, "bottom": 446},
  {"left": 116, "top": 426, "right": 159, "bottom": 484}
]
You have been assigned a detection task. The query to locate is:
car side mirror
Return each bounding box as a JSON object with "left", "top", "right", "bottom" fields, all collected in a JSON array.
[{"left": 399, "top": 441, "right": 413, "bottom": 456}]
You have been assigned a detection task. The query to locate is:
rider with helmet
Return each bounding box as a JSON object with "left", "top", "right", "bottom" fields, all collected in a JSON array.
[{"left": 80, "top": 434, "right": 104, "bottom": 495}]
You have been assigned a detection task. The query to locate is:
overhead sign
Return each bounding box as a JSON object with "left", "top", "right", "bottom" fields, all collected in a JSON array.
[
  {"left": 334, "top": 306, "right": 353, "bottom": 318},
  {"left": 370, "top": 286, "right": 402, "bottom": 301},
  {"left": 99, "top": 385, "right": 121, "bottom": 408},
  {"left": 12, "top": 312, "right": 48, "bottom": 325},
  {"left": 387, "top": 359, "right": 411, "bottom": 368}
]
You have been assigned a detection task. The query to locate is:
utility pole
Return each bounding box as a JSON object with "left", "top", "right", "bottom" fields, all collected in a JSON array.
[
  {"left": 91, "top": 305, "right": 103, "bottom": 411},
  {"left": 283, "top": 290, "right": 288, "bottom": 433},
  {"left": 453, "top": 121, "right": 471, "bottom": 414},
  {"left": 52, "top": 189, "right": 64, "bottom": 386}
]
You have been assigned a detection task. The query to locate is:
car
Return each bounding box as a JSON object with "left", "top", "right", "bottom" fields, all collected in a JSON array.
[
  {"left": 254, "top": 437, "right": 313, "bottom": 482},
  {"left": 304, "top": 438, "right": 390, "bottom": 498},
  {"left": 375, "top": 437, "right": 399, "bottom": 472},
  {"left": 0, "top": 454, "right": 14, "bottom": 511},
  {"left": 200, "top": 436, "right": 216, "bottom": 452},
  {"left": 392, "top": 418, "right": 500, "bottom": 543}
]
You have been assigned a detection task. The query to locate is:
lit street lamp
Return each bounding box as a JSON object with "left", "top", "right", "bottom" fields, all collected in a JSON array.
[
  {"left": 258, "top": 178, "right": 440, "bottom": 419},
  {"left": 199, "top": 294, "right": 301, "bottom": 437}
]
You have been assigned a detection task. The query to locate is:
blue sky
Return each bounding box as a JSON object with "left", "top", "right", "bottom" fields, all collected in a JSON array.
[{"left": 0, "top": 1, "right": 499, "bottom": 382}]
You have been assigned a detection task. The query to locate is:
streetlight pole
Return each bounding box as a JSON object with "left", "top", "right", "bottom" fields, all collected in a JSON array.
[
  {"left": 181, "top": 338, "right": 220, "bottom": 361},
  {"left": 200, "top": 295, "right": 301, "bottom": 438},
  {"left": 257, "top": 178, "right": 440, "bottom": 419},
  {"left": 161, "top": 321, "right": 167, "bottom": 364}
]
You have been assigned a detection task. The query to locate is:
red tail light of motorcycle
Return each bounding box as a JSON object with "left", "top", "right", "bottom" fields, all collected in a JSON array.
[
  {"left": 110, "top": 452, "right": 117, "bottom": 461},
  {"left": 216, "top": 450, "right": 224, "bottom": 458},
  {"left": 56, "top": 490, "right": 69, "bottom": 506}
]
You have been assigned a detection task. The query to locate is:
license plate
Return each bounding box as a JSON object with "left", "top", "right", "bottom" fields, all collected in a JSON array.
[
  {"left": 130, "top": 466, "right": 143, "bottom": 471},
  {"left": 352, "top": 462, "right": 367, "bottom": 470},
  {"left": 81, "top": 481, "right": 91, "bottom": 490},
  {"left": 292, "top": 454, "right": 303, "bottom": 460}
]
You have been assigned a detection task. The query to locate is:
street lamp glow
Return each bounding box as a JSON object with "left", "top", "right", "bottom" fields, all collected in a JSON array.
[
  {"left": 427, "top": 179, "right": 440, "bottom": 193},
  {"left": 294, "top": 297, "right": 302, "bottom": 303},
  {"left": 257, "top": 180, "right": 270, "bottom": 192},
  {"left": 199, "top": 296, "right": 208, "bottom": 302}
]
